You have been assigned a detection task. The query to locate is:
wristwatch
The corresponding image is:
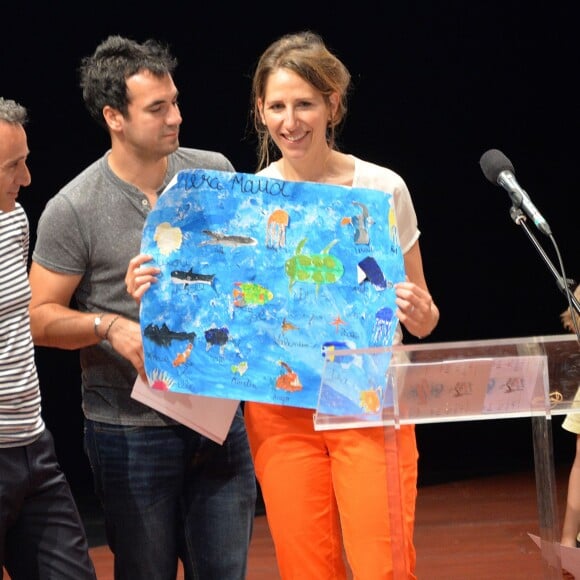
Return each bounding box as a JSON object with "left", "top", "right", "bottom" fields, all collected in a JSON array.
[{"left": 94, "top": 315, "right": 104, "bottom": 339}]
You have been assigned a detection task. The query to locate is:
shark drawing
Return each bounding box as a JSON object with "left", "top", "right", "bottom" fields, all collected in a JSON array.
[
  {"left": 199, "top": 230, "right": 258, "bottom": 248},
  {"left": 143, "top": 323, "right": 197, "bottom": 347},
  {"left": 170, "top": 268, "right": 215, "bottom": 286}
]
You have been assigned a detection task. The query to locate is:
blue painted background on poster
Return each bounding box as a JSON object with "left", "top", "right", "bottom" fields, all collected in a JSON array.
[{"left": 139, "top": 169, "right": 404, "bottom": 414}]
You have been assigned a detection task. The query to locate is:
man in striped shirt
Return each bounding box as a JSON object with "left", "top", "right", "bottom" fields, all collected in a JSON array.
[{"left": 0, "top": 97, "right": 96, "bottom": 579}]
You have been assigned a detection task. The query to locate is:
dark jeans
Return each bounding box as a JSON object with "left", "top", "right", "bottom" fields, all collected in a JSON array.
[
  {"left": 0, "top": 429, "right": 96, "bottom": 580},
  {"left": 84, "top": 405, "right": 256, "bottom": 580}
]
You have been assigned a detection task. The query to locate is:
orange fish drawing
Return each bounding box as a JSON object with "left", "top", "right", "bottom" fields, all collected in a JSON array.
[
  {"left": 173, "top": 343, "right": 193, "bottom": 367},
  {"left": 359, "top": 388, "right": 381, "bottom": 413},
  {"left": 281, "top": 318, "right": 299, "bottom": 332},
  {"left": 275, "top": 361, "right": 302, "bottom": 392}
]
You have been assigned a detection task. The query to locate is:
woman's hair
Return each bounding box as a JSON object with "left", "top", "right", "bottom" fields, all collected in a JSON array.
[{"left": 250, "top": 31, "right": 351, "bottom": 171}]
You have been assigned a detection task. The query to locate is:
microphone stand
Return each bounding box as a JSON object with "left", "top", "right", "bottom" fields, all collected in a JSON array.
[
  {"left": 510, "top": 206, "right": 580, "bottom": 580},
  {"left": 509, "top": 206, "right": 580, "bottom": 315}
]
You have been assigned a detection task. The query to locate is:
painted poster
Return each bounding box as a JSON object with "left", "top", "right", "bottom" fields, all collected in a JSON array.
[{"left": 139, "top": 169, "right": 405, "bottom": 414}]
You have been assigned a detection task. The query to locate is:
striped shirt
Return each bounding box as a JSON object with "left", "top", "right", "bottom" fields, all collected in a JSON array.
[{"left": 0, "top": 203, "right": 44, "bottom": 447}]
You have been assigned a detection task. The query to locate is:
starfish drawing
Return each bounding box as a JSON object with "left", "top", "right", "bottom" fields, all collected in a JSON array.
[{"left": 330, "top": 315, "right": 346, "bottom": 333}]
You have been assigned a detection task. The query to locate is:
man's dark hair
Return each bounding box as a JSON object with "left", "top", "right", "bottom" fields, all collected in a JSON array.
[{"left": 79, "top": 35, "right": 177, "bottom": 129}]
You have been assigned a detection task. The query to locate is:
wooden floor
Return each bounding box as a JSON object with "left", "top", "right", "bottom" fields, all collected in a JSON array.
[{"left": 84, "top": 465, "right": 572, "bottom": 579}]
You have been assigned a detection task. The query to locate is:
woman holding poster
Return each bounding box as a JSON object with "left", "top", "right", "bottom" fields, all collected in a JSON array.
[
  {"left": 243, "top": 31, "right": 440, "bottom": 579},
  {"left": 126, "top": 30, "right": 440, "bottom": 579}
]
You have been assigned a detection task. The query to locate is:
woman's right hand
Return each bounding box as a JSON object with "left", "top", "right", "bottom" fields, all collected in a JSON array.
[{"left": 125, "top": 253, "right": 160, "bottom": 304}]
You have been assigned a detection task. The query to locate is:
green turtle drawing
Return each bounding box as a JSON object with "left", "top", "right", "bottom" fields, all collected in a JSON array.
[{"left": 285, "top": 238, "right": 344, "bottom": 292}]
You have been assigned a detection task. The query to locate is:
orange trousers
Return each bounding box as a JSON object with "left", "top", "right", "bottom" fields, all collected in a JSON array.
[{"left": 245, "top": 402, "right": 418, "bottom": 580}]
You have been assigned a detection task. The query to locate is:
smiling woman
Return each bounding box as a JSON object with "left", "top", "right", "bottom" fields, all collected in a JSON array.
[{"left": 243, "top": 30, "right": 440, "bottom": 579}]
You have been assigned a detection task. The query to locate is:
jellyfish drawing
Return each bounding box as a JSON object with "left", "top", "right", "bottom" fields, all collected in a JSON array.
[
  {"left": 266, "top": 208, "right": 290, "bottom": 248},
  {"left": 372, "top": 306, "right": 394, "bottom": 343}
]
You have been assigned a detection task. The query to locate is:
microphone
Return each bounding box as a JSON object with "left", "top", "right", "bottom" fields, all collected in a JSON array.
[{"left": 479, "top": 148, "right": 552, "bottom": 236}]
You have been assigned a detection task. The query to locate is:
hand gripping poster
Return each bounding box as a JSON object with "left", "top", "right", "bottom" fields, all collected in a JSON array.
[{"left": 139, "top": 169, "right": 405, "bottom": 416}]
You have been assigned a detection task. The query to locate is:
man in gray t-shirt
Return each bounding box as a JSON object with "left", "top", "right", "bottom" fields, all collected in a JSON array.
[{"left": 29, "top": 35, "right": 256, "bottom": 580}]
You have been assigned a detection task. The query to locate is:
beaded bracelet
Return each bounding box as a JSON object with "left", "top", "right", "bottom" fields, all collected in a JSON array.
[{"left": 103, "top": 315, "right": 121, "bottom": 342}]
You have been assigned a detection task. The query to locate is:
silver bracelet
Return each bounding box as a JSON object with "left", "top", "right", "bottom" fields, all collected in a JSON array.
[{"left": 103, "top": 315, "right": 121, "bottom": 342}]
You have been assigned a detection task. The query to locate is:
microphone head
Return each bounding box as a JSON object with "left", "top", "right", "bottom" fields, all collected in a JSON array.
[{"left": 479, "top": 149, "right": 515, "bottom": 184}]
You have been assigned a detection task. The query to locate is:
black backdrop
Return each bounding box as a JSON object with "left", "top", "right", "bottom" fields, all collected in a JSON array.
[{"left": 2, "top": 2, "right": 579, "bottom": 493}]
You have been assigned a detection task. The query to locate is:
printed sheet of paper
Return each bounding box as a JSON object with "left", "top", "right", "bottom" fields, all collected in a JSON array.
[
  {"left": 528, "top": 533, "right": 580, "bottom": 577},
  {"left": 395, "top": 358, "right": 493, "bottom": 421},
  {"left": 139, "top": 169, "right": 405, "bottom": 414},
  {"left": 483, "top": 355, "right": 544, "bottom": 413},
  {"left": 131, "top": 376, "right": 238, "bottom": 445},
  {"left": 392, "top": 355, "right": 546, "bottom": 422}
]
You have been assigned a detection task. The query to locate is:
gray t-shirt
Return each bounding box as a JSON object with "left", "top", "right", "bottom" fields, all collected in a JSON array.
[{"left": 32, "top": 148, "right": 234, "bottom": 426}]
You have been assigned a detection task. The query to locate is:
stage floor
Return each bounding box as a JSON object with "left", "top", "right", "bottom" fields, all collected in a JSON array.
[{"left": 82, "top": 465, "right": 571, "bottom": 579}]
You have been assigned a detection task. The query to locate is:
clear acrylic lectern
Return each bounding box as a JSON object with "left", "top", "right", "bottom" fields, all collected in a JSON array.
[{"left": 315, "top": 333, "right": 580, "bottom": 579}]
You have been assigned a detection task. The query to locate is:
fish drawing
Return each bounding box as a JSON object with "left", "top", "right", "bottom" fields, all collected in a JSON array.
[
  {"left": 205, "top": 326, "right": 229, "bottom": 354},
  {"left": 233, "top": 282, "right": 273, "bottom": 307},
  {"left": 144, "top": 323, "right": 197, "bottom": 347},
  {"left": 359, "top": 387, "right": 382, "bottom": 413},
  {"left": 321, "top": 341, "right": 352, "bottom": 362},
  {"left": 275, "top": 361, "right": 302, "bottom": 393},
  {"left": 321, "top": 340, "right": 361, "bottom": 368},
  {"left": 231, "top": 361, "right": 249, "bottom": 376},
  {"left": 173, "top": 343, "right": 193, "bottom": 367},
  {"left": 170, "top": 268, "right": 215, "bottom": 286},
  {"left": 357, "top": 256, "right": 387, "bottom": 290},
  {"left": 281, "top": 318, "right": 299, "bottom": 332},
  {"left": 199, "top": 230, "right": 258, "bottom": 248}
]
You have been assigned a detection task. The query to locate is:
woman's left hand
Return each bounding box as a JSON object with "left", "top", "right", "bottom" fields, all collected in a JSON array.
[{"left": 394, "top": 280, "right": 438, "bottom": 339}]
